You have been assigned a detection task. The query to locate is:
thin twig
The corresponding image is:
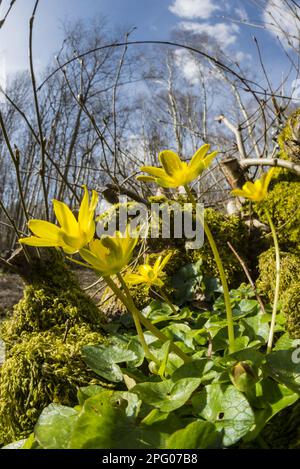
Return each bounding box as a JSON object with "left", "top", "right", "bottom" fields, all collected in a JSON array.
[{"left": 227, "top": 241, "right": 266, "bottom": 313}]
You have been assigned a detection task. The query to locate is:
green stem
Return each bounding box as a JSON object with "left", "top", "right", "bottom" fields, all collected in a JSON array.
[
  {"left": 105, "top": 275, "right": 158, "bottom": 364},
  {"left": 264, "top": 209, "right": 280, "bottom": 354},
  {"left": 158, "top": 289, "right": 178, "bottom": 315},
  {"left": 184, "top": 185, "right": 235, "bottom": 354},
  {"left": 115, "top": 274, "right": 190, "bottom": 363}
]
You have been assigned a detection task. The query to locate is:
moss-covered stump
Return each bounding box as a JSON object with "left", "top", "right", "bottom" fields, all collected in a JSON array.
[
  {"left": 255, "top": 180, "right": 300, "bottom": 251},
  {"left": 281, "top": 285, "right": 300, "bottom": 339},
  {"left": 190, "top": 208, "right": 253, "bottom": 287},
  {"left": 0, "top": 252, "right": 105, "bottom": 444},
  {"left": 257, "top": 248, "right": 300, "bottom": 338},
  {"left": 278, "top": 108, "right": 300, "bottom": 164},
  {"left": 0, "top": 326, "right": 106, "bottom": 444},
  {"left": 257, "top": 248, "right": 300, "bottom": 302}
]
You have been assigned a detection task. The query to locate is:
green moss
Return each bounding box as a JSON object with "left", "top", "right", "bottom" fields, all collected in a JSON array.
[
  {"left": 0, "top": 254, "right": 106, "bottom": 444},
  {"left": 255, "top": 181, "right": 300, "bottom": 250},
  {"left": 0, "top": 325, "right": 106, "bottom": 444},
  {"left": 278, "top": 109, "right": 300, "bottom": 164},
  {"left": 281, "top": 285, "right": 300, "bottom": 339},
  {"left": 257, "top": 248, "right": 300, "bottom": 302},
  {"left": 189, "top": 209, "right": 251, "bottom": 287}
]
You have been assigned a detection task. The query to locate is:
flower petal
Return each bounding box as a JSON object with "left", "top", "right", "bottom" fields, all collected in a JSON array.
[
  {"left": 188, "top": 144, "right": 210, "bottom": 170},
  {"left": 79, "top": 247, "right": 105, "bottom": 270},
  {"left": 159, "top": 150, "right": 183, "bottom": 176},
  {"left": 231, "top": 189, "right": 247, "bottom": 198},
  {"left": 19, "top": 236, "right": 60, "bottom": 247},
  {"left": 78, "top": 185, "right": 89, "bottom": 230},
  {"left": 156, "top": 176, "right": 179, "bottom": 188},
  {"left": 78, "top": 186, "right": 98, "bottom": 235},
  {"left": 53, "top": 200, "right": 79, "bottom": 234},
  {"left": 203, "top": 151, "right": 218, "bottom": 169},
  {"left": 140, "top": 166, "right": 166, "bottom": 178},
  {"left": 90, "top": 239, "right": 109, "bottom": 259},
  {"left": 28, "top": 219, "right": 61, "bottom": 241},
  {"left": 60, "top": 232, "right": 83, "bottom": 251},
  {"left": 157, "top": 252, "right": 172, "bottom": 272},
  {"left": 125, "top": 273, "right": 145, "bottom": 285},
  {"left": 261, "top": 167, "right": 276, "bottom": 193},
  {"left": 136, "top": 175, "right": 156, "bottom": 183}
]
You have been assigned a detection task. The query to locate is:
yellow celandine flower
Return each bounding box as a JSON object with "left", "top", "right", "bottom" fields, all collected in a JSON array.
[
  {"left": 125, "top": 252, "right": 172, "bottom": 287},
  {"left": 231, "top": 168, "right": 275, "bottom": 202},
  {"left": 136, "top": 144, "right": 218, "bottom": 188},
  {"left": 79, "top": 229, "right": 138, "bottom": 277},
  {"left": 19, "top": 185, "right": 98, "bottom": 254}
]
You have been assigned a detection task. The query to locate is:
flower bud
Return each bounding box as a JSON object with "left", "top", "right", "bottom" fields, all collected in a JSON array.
[{"left": 230, "top": 361, "right": 258, "bottom": 393}]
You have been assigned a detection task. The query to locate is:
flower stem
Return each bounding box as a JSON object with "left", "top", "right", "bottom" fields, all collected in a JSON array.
[
  {"left": 184, "top": 185, "right": 235, "bottom": 354},
  {"left": 158, "top": 289, "right": 178, "bottom": 315},
  {"left": 115, "top": 273, "right": 190, "bottom": 363},
  {"left": 105, "top": 275, "right": 158, "bottom": 364},
  {"left": 264, "top": 209, "right": 280, "bottom": 354}
]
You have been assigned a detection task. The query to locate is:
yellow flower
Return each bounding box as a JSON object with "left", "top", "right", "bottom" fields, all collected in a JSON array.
[
  {"left": 79, "top": 229, "right": 138, "bottom": 277},
  {"left": 136, "top": 144, "right": 217, "bottom": 188},
  {"left": 19, "top": 186, "right": 98, "bottom": 254},
  {"left": 125, "top": 252, "right": 172, "bottom": 287},
  {"left": 231, "top": 168, "right": 275, "bottom": 202}
]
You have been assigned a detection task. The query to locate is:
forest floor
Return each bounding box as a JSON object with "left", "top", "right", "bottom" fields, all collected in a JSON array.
[
  {"left": 0, "top": 269, "right": 105, "bottom": 365},
  {"left": 0, "top": 269, "right": 104, "bottom": 319}
]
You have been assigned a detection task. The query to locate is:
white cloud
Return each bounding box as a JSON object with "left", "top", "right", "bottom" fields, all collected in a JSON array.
[
  {"left": 263, "top": 0, "right": 300, "bottom": 48},
  {"left": 174, "top": 49, "right": 201, "bottom": 84},
  {"left": 235, "top": 6, "right": 249, "bottom": 21},
  {"left": 179, "top": 21, "right": 240, "bottom": 47},
  {"left": 169, "top": 0, "right": 219, "bottom": 20},
  {"left": 174, "top": 49, "right": 213, "bottom": 85}
]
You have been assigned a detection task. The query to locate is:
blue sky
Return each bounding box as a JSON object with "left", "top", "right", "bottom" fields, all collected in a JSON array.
[{"left": 0, "top": 0, "right": 298, "bottom": 94}]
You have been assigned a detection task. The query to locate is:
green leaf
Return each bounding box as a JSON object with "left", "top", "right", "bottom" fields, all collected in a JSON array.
[
  {"left": 140, "top": 410, "right": 185, "bottom": 448},
  {"left": 82, "top": 337, "right": 143, "bottom": 383},
  {"left": 242, "top": 312, "right": 270, "bottom": 342},
  {"left": 172, "top": 261, "right": 203, "bottom": 305},
  {"left": 77, "top": 385, "right": 107, "bottom": 406},
  {"left": 265, "top": 349, "right": 300, "bottom": 393},
  {"left": 273, "top": 333, "right": 298, "bottom": 351},
  {"left": 83, "top": 345, "right": 124, "bottom": 382},
  {"left": 161, "top": 323, "right": 195, "bottom": 350},
  {"left": 192, "top": 384, "right": 255, "bottom": 447},
  {"left": 172, "top": 358, "right": 215, "bottom": 381},
  {"left": 69, "top": 391, "right": 137, "bottom": 449},
  {"left": 143, "top": 301, "right": 174, "bottom": 324},
  {"left": 233, "top": 336, "right": 250, "bottom": 351},
  {"left": 222, "top": 349, "right": 265, "bottom": 368},
  {"left": 133, "top": 377, "right": 201, "bottom": 412},
  {"left": 166, "top": 420, "right": 222, "bottom": 449},
  {"left": 244, "top": 378, "right": 299, "bottom": 442},
  {"left": 35, "top": 404, "right": 78, "bottom": 449},
  {"left": 239, "top": 299, "right": 259, "bottom": 313}
]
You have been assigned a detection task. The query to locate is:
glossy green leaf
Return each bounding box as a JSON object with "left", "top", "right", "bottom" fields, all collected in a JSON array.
[
  {"left": 69, "top": 391, "right": 137, "bottom": 448},
  {"left": 35, "top": 404, "right": 78, "bottom": 449},
  {"left": 244, "top": 378, "right": 299, "bottom": 442},
  {"left": 265, "top": 350, "right": 300, "bottom": 393},
  {"left": 133, "top": 377, "right": 201, "bottom": 412},
  {"left": 192, "top": 384, "right": 255, "bottom": 446},
  {"left": 166, "top": 420, "right": 222, "bottom": 449}
]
